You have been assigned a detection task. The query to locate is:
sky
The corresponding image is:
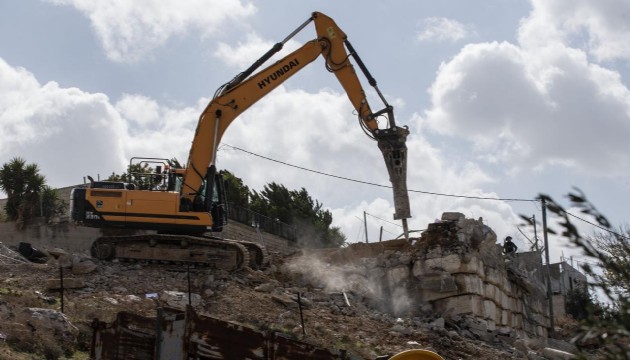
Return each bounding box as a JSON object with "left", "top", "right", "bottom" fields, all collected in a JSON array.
[{"left": 1, "top": 0, "right": 629, "bottom": 266}]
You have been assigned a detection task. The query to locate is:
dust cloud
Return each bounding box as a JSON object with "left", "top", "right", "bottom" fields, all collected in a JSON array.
[{"left": 284, "top": 254, "right": 414, "bottom": 316}]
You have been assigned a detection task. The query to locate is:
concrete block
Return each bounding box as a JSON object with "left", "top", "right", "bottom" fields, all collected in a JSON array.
[
  {"left": 424, "top": 254, "right": 462, "bottom": 273},
  {"left": 485, "top": 267, "right": 504, "bottom": 287},
  {"left": 499, "top": 292, "right": 510, "bottom": 310},
  {"left": 387, "top": 266, "right": 410, "bottom": 288},
  {"left": 441, "top": 212, "right": 465, "bottom": 222},
  {"left": 501, "top": 310, "right": 509, "bottom": 326},
  {"left": 483, "top": 300, "right": 497, "bottom": 320},
  {"left": 417, "top": 273, "right": 458, "bottom": 301},
  {"left": 454, "top": 274, "right": 484, "bottom": 295},
  {"left": 436, "top": 294, "right": 483, "bottom": 316},
  {"left": 512, "top": 313, "right": 523, "bottom": 329},
  {"left": 459, "top": 256, "right": 485, "bottom": 276}
]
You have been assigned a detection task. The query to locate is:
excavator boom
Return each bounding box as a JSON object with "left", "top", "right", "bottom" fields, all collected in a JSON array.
[{"left": 183, "top": 11, "right": 411, "bottom": 225}]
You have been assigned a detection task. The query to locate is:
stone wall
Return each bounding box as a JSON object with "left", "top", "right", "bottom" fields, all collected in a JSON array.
[
  {"left": 407, "top": 213, "right": 549, "bottom": 338},
  {"left": 211, "top": 221, "right": 297, "bottom": 254},
  {"left": 302, "top": 212, "right": 551, "bottom": 339},
  {"left": 1, "top": 184, "right": 297, "bottom": 255},
  {"left": 0, "top": 217, "right": 297, "bottom": 256}
]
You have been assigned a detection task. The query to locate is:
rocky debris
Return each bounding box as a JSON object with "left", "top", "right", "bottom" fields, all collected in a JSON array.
[
  {"left": 254, "top": 281, "right": 279, "bottom": 293},
  {"left": 46, "top": 277, "right": 86, "bottom": 290},
  {"left": 289, "top": 212, "right": 550, "bottom": 339},
  {"left": 0, "top": 227, "right": 600, "bottom": 360},
  {"left": 17, "top": 242, "right": 49, "bottom": 263},
  {"left": 0, "top": 301, "right": 11, "bottom": 320},
  {"left": 272, "top": 294, "right": 299, "bottom": 309},
  {"left": 22, "top": 307, "right": 78, "bottom": 343},
  {"left": 160, "top": 290, "right": 203, "bottom": 308},
  {"left": 71, "top": 260, "right": 97, "bottom": 274},
  {"left": 47, "top": 248, "right": 68, "bottom": 258},
  {"left": 542, "top": 347, "right": 577, "bottom": 359},
  {"left": 0, "top": 242, "right": 29, "bottom": 264},
  {"left": 34, "top": 290, "right": 56, "bottom": 304}
]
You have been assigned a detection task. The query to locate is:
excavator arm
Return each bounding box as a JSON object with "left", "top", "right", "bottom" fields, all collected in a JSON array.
[
  {"left": 70, "top": 11, "right": 412, "bottom": 272},
  {"left": 183, "top": 11, "right": 411, "bottom": 233}
]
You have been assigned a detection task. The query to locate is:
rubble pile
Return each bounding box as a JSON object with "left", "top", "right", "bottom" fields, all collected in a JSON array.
[
  {"left": 0, "top": 242, "right": 28, "bottom": 265},
  {"left": 0, "top": 214, "right": 592, "bottom": 359},
  {"left": 287, "top": 212, "right": 551, "bottom": 341}
]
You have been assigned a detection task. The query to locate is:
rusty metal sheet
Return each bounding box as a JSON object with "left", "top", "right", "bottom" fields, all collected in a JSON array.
[
  {"left": 92, "top": 312, "right": 157, "bottom": 360},
  {"left": 186, "top": 308, "right": 268, "bottom": 359},
  {"left": 270, "top": 332, "right": 344, "bottom": 360},
  {"left": 92, "top": 307, "right": 349, "bottom": 360}
]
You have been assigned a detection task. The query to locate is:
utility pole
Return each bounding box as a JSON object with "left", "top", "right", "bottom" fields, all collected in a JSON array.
[
  {"left": 363, "top": 211, "right": 369, "bottom": 243},
  {"left": 541, "top": 198, "right": 555, "bottom": 337},
  {"left": 532, "top": 214, "right": 540, "bottom": 253}
]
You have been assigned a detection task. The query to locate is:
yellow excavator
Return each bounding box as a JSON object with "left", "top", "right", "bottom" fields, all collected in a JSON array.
[{"left": 70, "top": 11, "right": 411, "bottom": 271}]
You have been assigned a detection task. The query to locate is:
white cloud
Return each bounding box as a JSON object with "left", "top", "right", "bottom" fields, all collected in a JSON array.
[
  {"left": 214, "top": 32, "right": 300, "bottom": 70},
  {"left": 0, "top": 56, "right": 521, "bottom": 243},
  {"left": 114, "top": 94, "right": 202, "bottom": 162},
  {"left": 214, "top": 32, "right": 303, "bottom": 69},
  {"left": 417, "top": 17, "right": 475, "bottom": 43},
  {"left": 423, "top": 32, "right": 630, "bottom": 176},
  {"left": 520, "top": 0, "right": 630, "bottom": 62},
  {"left": 0, "top": 58, "right": 128, "bottom": 188},
  {"left": 46, "top": 0, "right": 256, "bottom": 63},
  {"left": 115, "top": 94, "right": 160, "bottom": 128},
  {"left": 216, "top": 86, "right": 521, "bottom": 241},
  {"left": 0, "top": 58, "right": 205, "bottom": 189}
]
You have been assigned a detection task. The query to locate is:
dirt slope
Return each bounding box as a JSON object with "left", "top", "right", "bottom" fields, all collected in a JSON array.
[{"left": 0, "top": 250, "right": 538, "bottom": 360}]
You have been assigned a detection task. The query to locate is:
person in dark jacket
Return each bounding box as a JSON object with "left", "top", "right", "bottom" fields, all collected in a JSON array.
[{"left": 503, "top": 236, "right": 518, "bottom": 254}]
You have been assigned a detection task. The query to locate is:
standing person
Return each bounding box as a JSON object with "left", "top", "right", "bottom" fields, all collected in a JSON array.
[{"left": 503, "top": 236, "right": 518, "bottom": 255}]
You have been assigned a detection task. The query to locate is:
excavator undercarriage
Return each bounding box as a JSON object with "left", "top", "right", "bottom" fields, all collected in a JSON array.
[{"left": 90, "top": 234, "right": 268, "bottom": 271}]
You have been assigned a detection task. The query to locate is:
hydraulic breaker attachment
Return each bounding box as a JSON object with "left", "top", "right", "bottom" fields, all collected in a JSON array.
[{"left": 375, "top": 125, "right": 411, "bottom": 238}]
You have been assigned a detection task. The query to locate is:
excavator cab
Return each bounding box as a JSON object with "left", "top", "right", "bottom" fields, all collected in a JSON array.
[
  {"left": 71, "top": 158, "right": 228, "bottom": 234},
  {"left": 197, "top": 165, "right": 228, "bottom": 232}
]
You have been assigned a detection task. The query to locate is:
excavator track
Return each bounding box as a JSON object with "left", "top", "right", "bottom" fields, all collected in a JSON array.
[
  {"left": 90, "top": 234, "right": 250, "bottom": 272},
  {"left": 210, "top": 238, "right": 270, "bottom": 270}
]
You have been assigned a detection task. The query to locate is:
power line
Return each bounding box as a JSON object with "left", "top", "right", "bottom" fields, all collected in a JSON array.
[
  {"left": 365, "top": 212, "right": 403, "bottom": 228},
  {"left": 565, "top": 211, "right": 630, "bottom": 241},
  {"left": 222, "top": 144, "right": 536, "bottom": 203},
  {"left": 222, "top": 144, "right": 627, "bottom": 240},
  {"left": 382, "top": 228, "right": 398, "bottom": 236}
]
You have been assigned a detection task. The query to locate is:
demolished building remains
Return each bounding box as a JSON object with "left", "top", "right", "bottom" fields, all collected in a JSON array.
[{"left": 289, "top": 212, "right": 584, "bottom": 340}]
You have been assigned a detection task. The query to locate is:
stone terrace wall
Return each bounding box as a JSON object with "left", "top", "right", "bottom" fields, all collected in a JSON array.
[
  {"left": 0, "top": 218, "right": 296, "bottom": 255},
  {"left": 212, "top": 221, "right": 297, "bottom": 254},
  {"left": 309, "top": 212, "right": 550, "bottom": 339}
]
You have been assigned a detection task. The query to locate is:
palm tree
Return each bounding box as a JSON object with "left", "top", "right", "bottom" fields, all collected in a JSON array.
[{"left": 0, "top": 157, "right": 46, "bottom": 227}]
